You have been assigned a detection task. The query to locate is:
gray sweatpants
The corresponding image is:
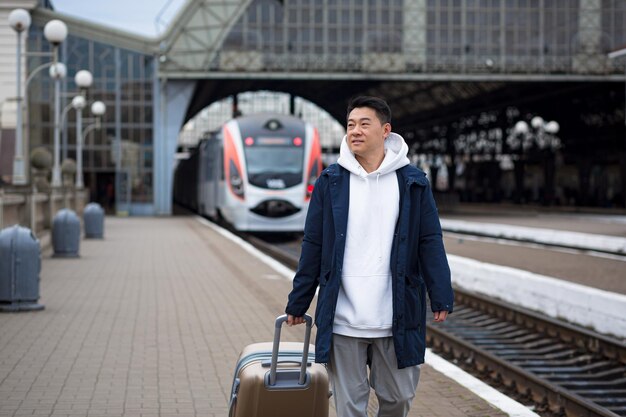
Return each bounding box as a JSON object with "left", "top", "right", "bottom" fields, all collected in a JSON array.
[{"left": 327, "top": 334, "right": 421, "bottom": 417}]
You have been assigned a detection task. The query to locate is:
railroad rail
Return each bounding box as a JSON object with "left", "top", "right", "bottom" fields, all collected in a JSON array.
[
  {"left": 243, "top": 230, "right": 626, "bottom": 417},
  {"left": 429, "top": 292, "right": 626, "bottom": 417}
]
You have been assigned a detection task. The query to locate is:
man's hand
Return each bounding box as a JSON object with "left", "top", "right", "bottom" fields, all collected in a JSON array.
[
  {"left": 287, "top": 314, "right": 306, "bottom": 326},
  {"left": 433, "top": 311, "right": 448, "bottom": 322}
]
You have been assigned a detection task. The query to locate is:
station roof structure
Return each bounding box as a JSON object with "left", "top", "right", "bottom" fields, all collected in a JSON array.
[{"left": 32, "top": 0, "right": 625, "bottom": 152}]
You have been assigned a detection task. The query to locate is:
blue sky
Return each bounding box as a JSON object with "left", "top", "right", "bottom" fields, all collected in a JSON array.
[{"left": 52, "top": 0, "right": 187, "bottom": 37}]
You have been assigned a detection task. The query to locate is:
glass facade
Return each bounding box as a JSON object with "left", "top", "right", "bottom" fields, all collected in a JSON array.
[
  {"left": 27, "top": 24, "right": 154, "bottom": 209},
  {"left": 221, "top": 0, "right": 405, "bottom": 71},
  {"left": 425, "top": 0, "right": 577, "bottom": 71},
  {"left": 213, "top": 0, "right": 626, "bottom": 74}
]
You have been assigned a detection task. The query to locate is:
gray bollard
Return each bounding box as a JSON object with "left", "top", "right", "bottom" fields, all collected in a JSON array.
[
  {"left": 0, "top": 225, "right": 44, "bottom": 312},
  {"left": 52, "top": 209, "right": 80, "bottom": 258},
  {"left": 83, "top": 203, "right": 105, "bottom": 239}
]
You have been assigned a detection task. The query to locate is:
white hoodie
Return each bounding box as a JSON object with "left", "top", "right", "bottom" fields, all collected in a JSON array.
[{"left": 333, "top": 132, "right": 410, "bottom": 338}]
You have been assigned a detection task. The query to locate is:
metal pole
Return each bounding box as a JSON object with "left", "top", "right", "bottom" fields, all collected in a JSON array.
[
  {"left": 62, "top": 114, "right": 68, "bottom": 161},
  {"left": 22, "top": 61, "right": 56, "bottom": 187},
  {"left": 51, "top": 76, "right": 62, "bottom": 187},
  {"left": 75, "top": 108, "right": 83, "bottom": 188},
  {"left": 115, "top": 47, "right": 122, "bottom": 214},
  {"left": 61, "top": 40, "right": 68, "bottom": 162},
  {"left": 13, "top": 30, "right": 26, "bottom": 185}
]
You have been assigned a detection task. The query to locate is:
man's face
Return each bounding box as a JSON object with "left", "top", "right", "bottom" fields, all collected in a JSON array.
[{"left": 346, "top": 107, "right": 391, "bottom": 158}]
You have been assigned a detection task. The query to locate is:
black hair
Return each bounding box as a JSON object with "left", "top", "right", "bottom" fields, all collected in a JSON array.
[{"left": 346, "top": 96, "right": 392, "bottom": 125}]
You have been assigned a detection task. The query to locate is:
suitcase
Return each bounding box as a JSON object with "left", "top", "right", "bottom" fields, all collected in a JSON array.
[{"left": 228, "top": 314, "right": 329, "bottom": 417}]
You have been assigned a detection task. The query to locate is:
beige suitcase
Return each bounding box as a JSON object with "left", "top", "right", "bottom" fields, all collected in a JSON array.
[{"left": 228, "top": 314, "right": 329, "bottom": 417}]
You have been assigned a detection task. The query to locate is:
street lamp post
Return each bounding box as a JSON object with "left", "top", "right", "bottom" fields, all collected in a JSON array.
[
  {"left": 71, "top": 95, "right": 86, "bottom": 188},
  {"left": 531, "top": 117, "right": 561, "bottom": 205},
  {"left": 62, "top": 70, "right": 93, "bottom": 161},
  {"left": 8, "top": 9, "right": 31, "bottom": 185},
  {"left": 45, "top": 19, "right": 69, "bottom": 189},
  {"left": 49, "top": 61, "right": 67, "bottom": 187},
  {"left": 508, "top": 120, "right": 531, "bottom": 203},
  {"left": 77, "top": 101, "right": 106, "bottom": 189},
  {"left": 60, "top": 71, "right": 93, "bottom": 130},
  {"left": 9, "top": 11, "right": 68, "bottom": 187},
  {"left": 507, "top": 116, "right": 560, "bottom": 204}
]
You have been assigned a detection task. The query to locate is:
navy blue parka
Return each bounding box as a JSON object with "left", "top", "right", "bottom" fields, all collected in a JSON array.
[{"left": 285, "top": 163, "right": 454, "bottom": 369}]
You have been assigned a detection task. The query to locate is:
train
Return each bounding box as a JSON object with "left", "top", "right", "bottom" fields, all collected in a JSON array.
[{"left": 173, "top": 113, "right": 323, "bottom": 232}]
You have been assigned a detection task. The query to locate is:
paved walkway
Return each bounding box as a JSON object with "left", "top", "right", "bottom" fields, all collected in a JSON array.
[{"left": 0, "top": 216, "right": 509, "bottom": 417}]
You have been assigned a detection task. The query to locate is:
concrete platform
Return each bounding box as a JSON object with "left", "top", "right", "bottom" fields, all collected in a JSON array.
[
  {"left": 443, "top": 203, "right": 626, "bottom": 237},
  {"left": 0, "top": 216, "right": 514, "bottom": 417},
  {"left": 440, "top": 205, "right": 626, "bottom": 295},
  {"left": 438, "top": 205, "right": 626, "bottom": 339}
]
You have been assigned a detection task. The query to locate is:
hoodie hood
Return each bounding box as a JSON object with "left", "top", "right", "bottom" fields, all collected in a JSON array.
[{"left": 337, "top": 132, "right": 410, "bottom": 177}]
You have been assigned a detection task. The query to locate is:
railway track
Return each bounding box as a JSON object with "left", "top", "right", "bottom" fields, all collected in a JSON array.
[
  {"left": 242, "top": 230, "right": 626, "bottom": 417},
  {"left": 428, "top": 292, "right": 626, "bottom": 417}
]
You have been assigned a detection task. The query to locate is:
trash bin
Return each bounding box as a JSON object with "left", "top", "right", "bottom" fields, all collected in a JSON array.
[
  {"left": 83, "top": 202, "right": 104, "bottom": 239},
  {"left": 0, "top": 225, "right": 44, "bottom": 312},
  {"left": 52, "top": 209, "right": 80, "bottom": 258}
]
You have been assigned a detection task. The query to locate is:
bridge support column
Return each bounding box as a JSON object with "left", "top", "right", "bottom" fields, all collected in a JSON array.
[{"left": 153, "top": 76, "right": 196, "bottom": 216}]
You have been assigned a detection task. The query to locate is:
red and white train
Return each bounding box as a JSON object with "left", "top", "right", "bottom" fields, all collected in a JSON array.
[{"left": 174, "top": 113, "right": 323, "bottom": 232}]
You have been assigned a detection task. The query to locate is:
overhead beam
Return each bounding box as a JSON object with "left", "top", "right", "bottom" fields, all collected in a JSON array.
[{"left": 160, "top": 71, "right": 625, "bottom": 82}]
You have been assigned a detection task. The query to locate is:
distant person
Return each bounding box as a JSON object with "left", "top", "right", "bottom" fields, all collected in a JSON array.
[{"left": 285, "top": 96, "right": 454, "bottom": 417}]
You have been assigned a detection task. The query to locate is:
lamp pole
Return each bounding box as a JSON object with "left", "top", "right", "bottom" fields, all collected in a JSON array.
[
  {"left": 507, "top": 120, "right": 530, "bottom": 203},
  {"left": 8, "top": 9, "right": 31, "bottom": 185},
  {"left": 507, "top": 116, "right": 560, "bottom": 204},
  {"left": 59, "top": 71, "right": 93, "bottom": 145},
  {"left": 530, "top": 116, "right": 560, "bottom": 205},
  {"left": 43, "top": 19, "right": 68, "bottom": 188},
  {"left": 72, "top": 70, "right": 93, "bottom": 189},
  {"left": 50, "top": 62, "right": 67, "bottom": 187},
  {"left": 77, "top": 101, "right": 106, "bottom": 189},
  {"left": 62, "top": 70, "right": 93, "bottom": 161},
  {"left": 9, "top": 13, "right": 68, "bottom": 186},
  {"left": 71, "top": 95, "right": 86, "bottom": 188}
]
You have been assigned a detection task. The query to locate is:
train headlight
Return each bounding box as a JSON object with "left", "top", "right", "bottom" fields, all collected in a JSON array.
[
  {"left": 306, "top": 180, "right": 315, "bottom": 198},
  {"left": 229, "top": 159, "right": 245, "bottom": 199}
]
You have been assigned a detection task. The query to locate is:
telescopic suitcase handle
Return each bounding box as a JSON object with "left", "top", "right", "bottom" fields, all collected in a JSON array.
[{"left": 269, "top": 314, "right": 313, "bottom": 386}]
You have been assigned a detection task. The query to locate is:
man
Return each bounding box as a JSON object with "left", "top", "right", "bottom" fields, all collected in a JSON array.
[{"left": 285, "top": 96, "right": 453, "bottom": 417}]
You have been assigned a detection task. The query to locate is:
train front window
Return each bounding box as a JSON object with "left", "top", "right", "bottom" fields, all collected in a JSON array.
[{"left": 244, "top": 137, "right": 304, "bottom": 189}]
